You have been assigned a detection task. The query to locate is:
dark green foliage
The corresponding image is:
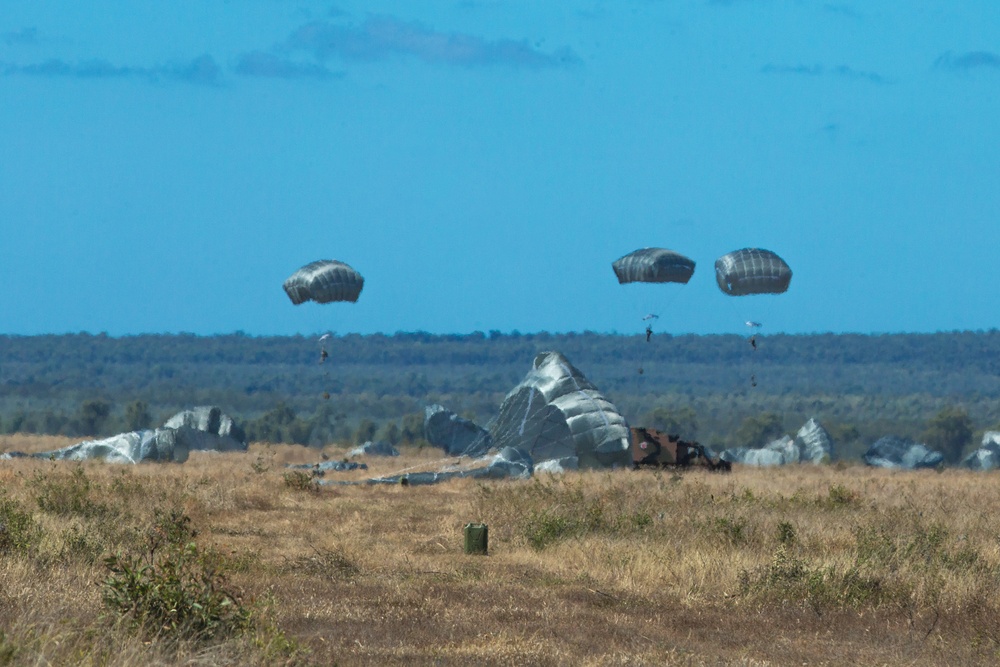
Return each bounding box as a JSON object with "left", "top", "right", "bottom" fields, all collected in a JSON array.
[
  {"left": 30, "top": 466, "right": 109, "bottom": 519},
  {"left": 5, "top": 331, "right": 1000, "bottom": 456},
  {"left": 0, "top": 496, "right": 41, "bottom": 555},
  {"left": 353, "top": 418, "right": 377, "bottom": 445},
  {"left": 825, "top": 484, "right": 859, "bottom": 507},
  {"left": 76, "top": 399, "right": 111, "bottom": 436},
  {"left": 739, "top": 546, "right": 890, "bottom": 611},
  {"left": 922, "top": 406, "right": 974, "bottom": 464},
  {"left": 376, "top": 421, "right": 400, "bottom": 445},
  {"left": 245, "top": 402, "right": 312, "bottom": 445},
  {"left": 282, "top": 471, "right": 318, "bottom": 492},
  {"left": 734, "top": 412, "right": 785, "bottom": 448},
  {"left": 0, "top": 631, "right": 18, "bottom": 666},
  {"left": 102, "top": 510, "right": 252, "bottom": 642},
  {"left": 508, "top": 479, "right": 659, "bottom": 550},
  {"left": 713, "top": 515, "right": 749, "bottom": 546},
  {"left": 643, "top": 405, "right": 698, "bottom": 439},
  {"left": 400, "top": 412, "right": 425, "bottom": 444},
  {"left": 123, "top": 400, "right": 152, "bottom": 431},
  {"left": 776, "top": 521, "right": 796, "bottom": 546}
]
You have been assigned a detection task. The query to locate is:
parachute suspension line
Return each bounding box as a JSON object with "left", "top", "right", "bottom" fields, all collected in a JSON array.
[
  {"left": 284, "top": 259, "right": 364, "bottom": 401},
  {"left": 714, "top": 248, "right": 792, "bottom": 391},
  {"left": 721, "top": 296, "right": 758, "bottom": 388},
  {"left": 612, "top": 247, "right": 695, "bottom": 384}
]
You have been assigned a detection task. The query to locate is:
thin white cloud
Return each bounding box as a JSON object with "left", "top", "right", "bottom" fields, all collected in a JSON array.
[
  {"left": 822, "top": 4, "right": 862, "bottom": 19},
  {"left": 1, "top": 54, "right": 221, "bottom": 84},
  {"left": 935, "top": 50, "right": 1000, "bottom": 72},
  {"left": 282, "top": 15, "right": 580, "bottom": 69},
  {"left": 2, "top": 27, "right": 39, "bottom": 46},
  {"left": 761, "top": 62, "right": 890, "bottom": 84},
  {"left": 234, "top": 51, "right": 340, "bottom": 79}
]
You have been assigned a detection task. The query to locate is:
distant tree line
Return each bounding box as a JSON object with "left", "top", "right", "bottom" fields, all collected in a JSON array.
[{"left": 2, "top": 331, "right": 1000, "bottom": 459}]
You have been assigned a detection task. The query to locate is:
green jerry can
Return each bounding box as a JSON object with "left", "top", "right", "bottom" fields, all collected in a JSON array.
[{"left": 464, "top": 522, "right": 488, "bottom": 555}]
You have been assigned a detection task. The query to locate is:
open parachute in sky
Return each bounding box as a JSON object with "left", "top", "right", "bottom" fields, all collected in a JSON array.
[
  {"left": 612, "top": 248, "right": 696, "bottom": 285},
  {"left": 283, "top": 260, "right": 364, "bottom": 305},
  {"left": 714, "top": 248, "right": 792, "bottom": 296}
]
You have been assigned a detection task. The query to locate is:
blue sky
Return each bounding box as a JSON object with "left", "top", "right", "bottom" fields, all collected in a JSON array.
[{"left": 2, "top": 1, "right": 998, "bottom": 337}]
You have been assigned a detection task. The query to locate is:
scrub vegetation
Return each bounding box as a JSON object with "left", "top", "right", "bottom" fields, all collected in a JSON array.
[
  {"left": 4, "top": 331, "right": 1000, "bottom": 462},
  {"left": 2, "top": 436, "right": 1000, "bottom": 665}
]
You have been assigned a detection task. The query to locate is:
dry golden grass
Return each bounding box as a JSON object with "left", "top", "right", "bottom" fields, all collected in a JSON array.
[{"left": 2, "top": 437, "right": 1000, "bottom": 665}]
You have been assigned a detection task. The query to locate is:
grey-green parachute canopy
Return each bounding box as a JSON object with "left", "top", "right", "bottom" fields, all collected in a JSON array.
[
  {"left": 283, "top": 260, "right": 364, "bottom": 305},
  {"left": 488, "top": 351, "right": 631, "bottom": 469},
  {"left": 714, "top": 248, "right": 791, "bottom": 296},
  {"left": 612, "top": 248, "right": 696, "bottom": 285}
]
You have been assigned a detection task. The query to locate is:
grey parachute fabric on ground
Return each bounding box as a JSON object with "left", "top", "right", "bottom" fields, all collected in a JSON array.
[
  {"left": 288, "top": 460, "right": 368, "bottom": 474},
  {"left": 722, "top": 436, "right": 799, "bottom": 466},
  {"left": 715, "top": 248, "right": 792, "bottom": 296},
  {"left": 424, "top": 405, "right": 492, "bottom": 457},
  {"left": 863, "top": 436, "right": 944, "bottom": 469},
  {"left": 1, "top": 406, "right": 251, "bottom": 464},
  {"left": 721, "top": 418, "right": 833, "bottom": 466},
  {"left": 348, "top": 440, "right": 400, "bottom": 457},
  {"left": 11, "top": 429, "right": 189, "bottom": 464},
  {"left": 163, "top": 406, "right": 247, "bottom": 452},
  {"left": 961, "top": 432, "right": 1000, "bottom": 470},
  {"left": 283, "top": 259, "right": 364, "bottom": 305},
  {"left": 794, "top": 418, "right": 833, "bottom": 463},
  {"left": 325, "top": 446, "right": 534, "bottom": 487},
  {"left": 612, "top": 248, "right": 695, "bottom": 285},
  {"left": 488, "top": 351, "right": 631, "bottom": 468}
]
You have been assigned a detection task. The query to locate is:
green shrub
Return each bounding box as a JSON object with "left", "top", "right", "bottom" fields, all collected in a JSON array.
[
  {"left": 776, "top": 520, "right": 796, "bottom": 546},
  {"left": 102, "top": 510, "right": 251, "bottom": 642},
  {"left": 0, "top": 497, "right": 41, "bottom": 556},
  {"left": 30, "top": 467, "right": 109, "bottom": 519},
  {"left": 283, "top": 470, "right": 319, "bottom": 492},
  {"left": 713, "top": 515, "right": 749, "bottom": 546}
]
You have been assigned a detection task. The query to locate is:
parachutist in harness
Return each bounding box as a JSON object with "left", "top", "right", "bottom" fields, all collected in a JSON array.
[
  {"left": 646, "top": 325, "right": 653, "bottom": 343},
  {"left": 750, "top": 374, "right": 757, "bottom": 388},
  {"left": 749, "top": 335, "right": 757, "bottom": 351},
  {"left": 319, "top": 347, "right": 329, "bottom": 364}
]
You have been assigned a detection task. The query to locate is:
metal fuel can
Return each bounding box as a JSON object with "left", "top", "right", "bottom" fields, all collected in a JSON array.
[{"left": 464, "top": 522, "right": 488, "bottom": 555}]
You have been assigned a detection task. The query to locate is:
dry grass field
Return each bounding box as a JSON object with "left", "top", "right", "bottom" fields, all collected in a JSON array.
[{"left": 3, "top": 434, "right": 1000, "bottom": 666}]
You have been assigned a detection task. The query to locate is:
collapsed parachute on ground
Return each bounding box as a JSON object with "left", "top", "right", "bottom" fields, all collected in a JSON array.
[
  {"left": 283, "top": 260, "right": 364, "bottom": 305},
  {"left": 612, "top": 248, "right": 695, "bottom": 285},
  {"left": 164, "top": 406, "right": 247, "bottom": 452},
  {"left": 0, "top": 406, "right": 246, "bottom": 464},
  {"left": 720, "top": 418, "right": 833, "bottom": 466},
  {"left": 0, "top": 430, "right": 189, "bottom": 464},
  {"left": 714, "top": 248, "right": 792, "bottom": 296},
  {"left": 488, "top": 351, "right": 631, "bottom": 469},
  {"left": 424, "top": 405, "right": 492, "bottom": 457},
  {"left": 863, "top": 436, "right": 943, "bottom": 470},
  {"left": 322, "top": 447, "right": 534, "bottom": 487},
  {"left": 960, "top": 432, "right": 1000, "bottom": 470}
]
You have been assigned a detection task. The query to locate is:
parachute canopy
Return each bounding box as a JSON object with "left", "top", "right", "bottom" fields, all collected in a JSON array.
[
  {"left": 489, "top": 351, "right": 631, "bottom": 469},
  {"left": 714, "top": 248, "right": 791, "bottom": 296},
  {"left": 283, "top": 260, "right": 364, "bottom": 305},
  {"left": 612, "top": 248, "right": 695, "bottom": 285}
]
